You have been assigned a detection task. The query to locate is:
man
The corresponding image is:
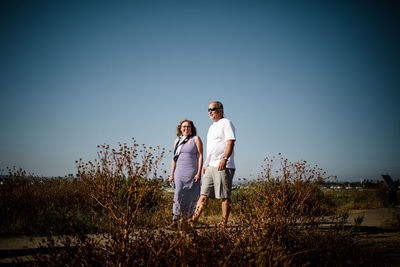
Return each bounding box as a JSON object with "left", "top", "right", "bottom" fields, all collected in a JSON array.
[{"left": 189, "top": 101, "right": 236, "bottom": 228}]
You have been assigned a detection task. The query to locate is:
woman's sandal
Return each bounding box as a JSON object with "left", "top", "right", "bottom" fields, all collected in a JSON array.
[
  {"left": 187, "top": 219, "right": 196, "bottom": 228},
  {"left": 166, "top": 222, "right": 178, "bottom": 230},
  {"left": 217, "top": 222, "right": 227, "bottom": 229}
]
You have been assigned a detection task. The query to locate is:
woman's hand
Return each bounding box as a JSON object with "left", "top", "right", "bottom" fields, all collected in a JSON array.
[
  {"left": 194, "top": 173, "right": 201, "bottom": 182},
  {"left": 168, "top": 175, "right": 174, "bottom": 183}
]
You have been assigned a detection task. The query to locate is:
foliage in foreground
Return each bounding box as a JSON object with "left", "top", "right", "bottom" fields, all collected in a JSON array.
[
  {"left": 33, "top": 151, "right": 367, "bottom": 266},
  {"left": 0, "top": 169, "right": 102, "bottom": 235},
  {"left": 38, "top": 226, "right": 364, "bottom": 266},
  {"left": 3, "top": 140, "right": 390, "bottom": 265}
]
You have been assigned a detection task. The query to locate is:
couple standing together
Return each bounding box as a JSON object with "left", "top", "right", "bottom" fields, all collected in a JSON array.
[{"left": 168, "top": 101, "right": 236, "bottom": 229}]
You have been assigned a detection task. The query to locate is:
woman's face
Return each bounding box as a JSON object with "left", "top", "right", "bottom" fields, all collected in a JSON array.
[{"left": 180, "top": 121, "right": 192, "bottom": 136}]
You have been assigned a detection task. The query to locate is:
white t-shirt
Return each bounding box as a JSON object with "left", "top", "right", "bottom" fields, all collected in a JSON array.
[{"left": 205, "top": 118, "right": 236, "bottom": 169}]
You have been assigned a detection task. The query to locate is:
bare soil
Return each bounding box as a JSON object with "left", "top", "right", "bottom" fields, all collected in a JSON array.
[{"left": 348, "top": 207, "right": 400, "bottom": 266}]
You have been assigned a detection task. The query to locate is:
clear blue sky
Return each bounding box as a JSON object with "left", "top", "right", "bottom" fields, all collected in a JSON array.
[{"left": 1, "top": 0, "right": 399, "bottom": 182}]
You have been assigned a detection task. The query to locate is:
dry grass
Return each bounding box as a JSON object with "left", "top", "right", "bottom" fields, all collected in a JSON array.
[
  {"left": 1, "top": 144, "right": 377, "bottom": 266},
  {"left": 34, "top": 151, "right": 365, "bottom": 266},
  {"left": 323, "top": 188, "right": 389, "bottom": 212},
  {"left": 385, "top": 212, "right": 400, "bottom": 230},
  {"left": 0, "top": 169, "right": 103, "bottom": 236}
]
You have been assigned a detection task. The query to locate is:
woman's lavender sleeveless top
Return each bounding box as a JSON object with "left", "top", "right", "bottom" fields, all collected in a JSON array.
[{"left": 174, "top": 138, "right": 198, "bottom": 187}]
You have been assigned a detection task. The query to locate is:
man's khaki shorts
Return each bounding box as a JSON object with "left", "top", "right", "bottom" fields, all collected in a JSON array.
[{"left": 200, "top": 166, "right": 235, "bottom": 199}]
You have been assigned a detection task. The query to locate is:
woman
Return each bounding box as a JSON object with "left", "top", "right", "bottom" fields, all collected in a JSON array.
[{"left": 168, "top": 119, "right": 203, "bottom": 229}]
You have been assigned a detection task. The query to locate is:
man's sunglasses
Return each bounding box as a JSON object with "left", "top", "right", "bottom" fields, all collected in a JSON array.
[{"left": 208, "top": 107, "right": 220, "bottom": 112}]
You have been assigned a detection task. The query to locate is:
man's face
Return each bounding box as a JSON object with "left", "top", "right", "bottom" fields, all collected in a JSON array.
[{"left": 208, "top": 102, "right": 223, "bottom": 122}]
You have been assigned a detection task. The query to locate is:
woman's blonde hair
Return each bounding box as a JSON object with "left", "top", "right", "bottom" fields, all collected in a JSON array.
[{"left": 176, "top": 119, "right": 197, "bottom": 136}]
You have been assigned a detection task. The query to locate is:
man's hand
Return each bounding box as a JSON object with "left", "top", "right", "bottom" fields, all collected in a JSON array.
[
  {"left": 218, "top": 140, "right": 234, "bottom": 171},
  {"left": 218, "top": 158, "right": 227, "bottom": 171}
]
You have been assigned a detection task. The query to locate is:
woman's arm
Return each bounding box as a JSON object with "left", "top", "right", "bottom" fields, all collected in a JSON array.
[
  {"left": 194, "top": 136, "right": 203, "bottom": 182},
  {"left": 169, "top": 138, "right": 179, "bottom": 183}
]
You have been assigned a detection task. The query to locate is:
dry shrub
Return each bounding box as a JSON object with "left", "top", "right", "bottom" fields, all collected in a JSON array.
[
  {"left": 40, "top": 227, "right": 290, "bottom": 266},
  {"left": 230, "top": 155, "right": 354, "bottom": 265},
  {"left": 33, "top": 139, "right": 171, "bottom": 265},
  {"left": 234, "top": 155, "right": 333, "bottom": 228},
  {"left": 73, "top": 139, "right": 167, "bottom": 253},
  {"left": 38, "top": 152, "right": 364, "bottom": 266},
  {"left": 0, "top": 169, "right": 100, "bottom": 236}
]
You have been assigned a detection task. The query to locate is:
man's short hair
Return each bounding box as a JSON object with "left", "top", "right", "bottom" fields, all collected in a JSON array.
[{"left": 212, "top": 101, "right": 223, "bottom": 110}]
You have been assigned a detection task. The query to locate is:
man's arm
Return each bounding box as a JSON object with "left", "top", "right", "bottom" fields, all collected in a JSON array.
[{"left": 218, "top": 140, "right": 235, "bottom": 171}]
